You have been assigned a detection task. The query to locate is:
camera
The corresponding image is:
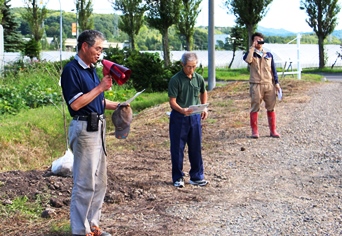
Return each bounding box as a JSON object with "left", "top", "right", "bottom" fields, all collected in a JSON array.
[{"left": 257, "top": 41, "right": 265, "bottom": 44}]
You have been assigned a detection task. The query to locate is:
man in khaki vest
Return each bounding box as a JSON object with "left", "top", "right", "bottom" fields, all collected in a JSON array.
[{"left": 243, "top": 32, "right": 281, "bottom": 139}]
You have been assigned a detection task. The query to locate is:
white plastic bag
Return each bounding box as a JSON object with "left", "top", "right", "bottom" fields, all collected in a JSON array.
[{"left": 51, "top": 149, "right": 74, "bottom": 176}]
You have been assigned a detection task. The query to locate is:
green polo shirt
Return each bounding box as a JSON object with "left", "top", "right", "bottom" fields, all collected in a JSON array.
[{"left": 168, "top": 70, "right": 206, "bottom": 108}]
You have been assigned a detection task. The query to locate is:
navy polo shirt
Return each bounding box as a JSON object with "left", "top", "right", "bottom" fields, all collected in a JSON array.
[{"left": 61, "top": 55, "right": 105, "bottom": 117}]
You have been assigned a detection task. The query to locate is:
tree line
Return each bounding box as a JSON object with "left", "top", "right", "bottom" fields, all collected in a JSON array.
[{"left": 2, "top": 0, "right": 341, "bottom": 68}]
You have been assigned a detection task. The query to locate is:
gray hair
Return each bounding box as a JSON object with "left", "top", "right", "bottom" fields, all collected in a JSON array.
[
  {"left": 181, "top": 52, "right": 198, "bottom": 65},
  {"left": 77, "top": 30, "right": 105, "bottom": 51}
]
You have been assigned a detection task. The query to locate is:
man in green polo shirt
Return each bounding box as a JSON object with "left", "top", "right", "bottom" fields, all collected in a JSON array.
[{"left": 168, "top": 52, "right": 209, "bottom": 188}]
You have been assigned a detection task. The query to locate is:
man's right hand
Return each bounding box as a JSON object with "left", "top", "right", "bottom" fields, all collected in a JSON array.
[
  {"left": 100, "top": 75, "right": 113, "bottom": 91},
  {"left": 183, "top": 108, "right": 193, "bottom": 116}
]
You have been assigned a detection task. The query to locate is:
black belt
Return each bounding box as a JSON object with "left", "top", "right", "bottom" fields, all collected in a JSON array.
[
  {"left": 72, "top": 114, "right": 107, "bottom": 156},
  {"left": 73, "top": 114, "right": 104, "bottom": 121}
]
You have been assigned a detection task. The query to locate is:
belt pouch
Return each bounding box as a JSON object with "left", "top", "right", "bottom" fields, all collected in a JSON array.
[{"left": 87, "top": 112, "right": 99, "bottom": 132}]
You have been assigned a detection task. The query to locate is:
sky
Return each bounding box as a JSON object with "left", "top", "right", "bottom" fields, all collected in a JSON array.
[{"left": 9, "top": 0, "right": 342, "bottom": 33}]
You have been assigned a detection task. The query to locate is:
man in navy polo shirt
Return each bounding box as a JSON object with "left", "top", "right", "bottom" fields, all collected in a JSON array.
[{"left": 61, "top": 30, "right": 118, "bottom": 236}]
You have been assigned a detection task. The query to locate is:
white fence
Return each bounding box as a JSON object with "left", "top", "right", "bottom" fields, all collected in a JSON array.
[
  {"left": 265, "top": 44, "right": 342, "bottom": 70},
  {"left": 151, "top": 44, "right": 342, "bottom": 70},
  {"left": 3, "top": 44, "right": 342, "bottom": 70},
  {"left": 2, "top": 51, "right": 76, "bottom": 65}
]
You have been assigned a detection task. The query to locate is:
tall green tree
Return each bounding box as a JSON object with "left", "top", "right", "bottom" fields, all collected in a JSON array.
[
  {"left": 21, "top": 0, "right": 48, "bottom": 59},
  {"left": 93, "top": 13, "right": 119, "bottom": 41},
  {"left": 224, "top": 0, "right": 272, "bottom": 49},
  {"left": 78, "top": 0, "right": 94, "bottom": 32},
  {"left": 225, "top": 25, "right": 246, "bottom": 68},
  {"left": 111, "top": 0, "right": 146, "bottom": 50},
  {"left": 177, "top": 0, "right": 202, "bottom": 51},
  {"left": 0, "top": 0, "right": 4, "bottom": 21},
  {"left": 22, "top": 0, "right": 47, "bottom": 42},
  {"left": 145, "top": 0, "right": 182, "bottom": 66},
  {"left": 1, "top": 0, "right": 23, "bottom": 52},
  {"left": 301, "top": 0, "right": 340, "bottom": 68}
]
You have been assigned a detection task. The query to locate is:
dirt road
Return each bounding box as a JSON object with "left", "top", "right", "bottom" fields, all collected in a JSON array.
[{"left": 101, "top": 80, "right": 342, "bottom": 235}]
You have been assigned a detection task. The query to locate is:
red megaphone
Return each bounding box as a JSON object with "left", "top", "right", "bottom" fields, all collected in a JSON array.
[{"left": 101, "top": 59, "right": 131, "bottom": 85}]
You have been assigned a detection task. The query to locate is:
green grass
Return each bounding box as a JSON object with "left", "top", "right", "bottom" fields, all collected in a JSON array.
[
  {"left": 202, "top": 67, "right": 327, "bottom": 82},
  {"left": 104, "top": 89, "right": 169, "bottom": 131},
  {"left": 129, "top": 92, "right": 169, "bottom": 112},
  {"left": 104, "top": 85, "right": 169, "bottom": 113},
  {"left": 0, "top": 105, "right": 70, "bottom": 171},
  {"left": 215, "top": 68, "right": 250, "bottom": 81},
  {"left": 201, "top": 67, "right": 326, "bottom": 82},
  {"left": 49, "top": 221, "right": 72, "bottom": 234},
  {"left": 302, "top": 67, "right": 342, "bottom": 73},
  {"left": 279, "top": 71, "right": 324, "bottom": 82},
  {"left": 0, "top": 195, "right": 44, "bottom": 219},
  {"left": 201, "top": 67, "right": 250, "bottom": 81}
]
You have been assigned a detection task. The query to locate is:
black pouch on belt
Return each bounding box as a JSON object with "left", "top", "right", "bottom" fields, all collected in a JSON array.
[{"left": 87, "top": 112, "right": 99, "bottom": 132}]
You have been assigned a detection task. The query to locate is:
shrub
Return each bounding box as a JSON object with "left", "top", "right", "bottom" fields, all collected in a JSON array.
[
  {"left": 0, "top": 60, "right": 65, "bottom": 115},
  {"left": 23, "top": 39, "right": 41, "bottom": 61},
  {"left": 104, "top": 48, "right": 182, "bottom": 92}
]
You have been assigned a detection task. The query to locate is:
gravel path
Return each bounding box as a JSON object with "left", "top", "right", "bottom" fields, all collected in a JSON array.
[{"left": 166, "top": 82, "right": 342, "bottom": 235}]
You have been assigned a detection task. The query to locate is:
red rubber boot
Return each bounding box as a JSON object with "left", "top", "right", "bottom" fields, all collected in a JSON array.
[
  {"left": 267, "top": 111, "right": 280, "bottom": 138},
  {"left": 250, "top": 112, "right": 259, "bottom": 139}
]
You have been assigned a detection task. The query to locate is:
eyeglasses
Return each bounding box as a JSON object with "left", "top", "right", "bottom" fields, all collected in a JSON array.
[{"left": 86, "top": 42, "right": 103, "bottom": 53}]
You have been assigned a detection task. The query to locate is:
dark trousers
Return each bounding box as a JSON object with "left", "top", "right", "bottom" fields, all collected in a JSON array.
[{"left": 169, "top": 110, "right": 204, "bottom": 183}]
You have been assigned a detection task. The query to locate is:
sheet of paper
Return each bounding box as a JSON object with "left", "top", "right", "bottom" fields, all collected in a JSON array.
[
  {"left": 277, "top": 88, "right": 282, "bottom": 101},
  {"left": 187, "top": 103, "right": 209, "bottom": 115},
  {"left": 124, "top": 89, "right": 145, "bottom": 104}
]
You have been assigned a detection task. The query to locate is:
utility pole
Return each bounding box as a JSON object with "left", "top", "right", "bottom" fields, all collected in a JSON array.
[
  {"left": 76, "top": 0, "right": 79, "bottom": 39},
  {"left": 58, "top": 0, "right": 68, "bottom": 150},
  {"left": 0, "top": 25, "right": 3, "bottom": 77},
  {"left": 208, "top": 0, "right": 216, "bottom": 91}
]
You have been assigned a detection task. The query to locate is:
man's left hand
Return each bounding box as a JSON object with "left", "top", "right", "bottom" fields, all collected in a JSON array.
[{"left": 201, "top": 108, "right": 208, "bottom": 120}]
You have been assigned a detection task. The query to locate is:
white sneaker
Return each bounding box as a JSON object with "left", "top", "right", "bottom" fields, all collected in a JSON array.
[
  {"left": 173, "top": 178, "right": 185, "bottom": 188},
  {"left": 189, "top": 179, "right": 208, "bottom": 186}
]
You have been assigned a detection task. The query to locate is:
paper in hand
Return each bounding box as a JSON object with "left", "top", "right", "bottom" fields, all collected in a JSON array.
[
  {"left": 124, "top": 89, "right": 145, "bottom": 104},
  {"left": 187, "top": 103, "right": 209, "bottom": 115},
  {"left": 277, "top": 88, "right": 282, "bottom": 101}
]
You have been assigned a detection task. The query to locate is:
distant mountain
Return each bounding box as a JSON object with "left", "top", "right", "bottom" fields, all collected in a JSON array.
[
  {"left": 257, "top": 26, "right": 342, "bottom": 39},
  {"left": 331, "top": 30, "right": 342, "bottom": 39},
  {"left": 257, "top": 26, "right": 299, "bottom": 37}
]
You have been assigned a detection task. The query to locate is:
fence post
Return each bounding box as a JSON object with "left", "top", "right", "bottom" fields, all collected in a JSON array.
[
  {"left": 297, "top": 33, "right": 301, "bottom": 80},
  {"left": 0, "top": 25, "right": 4, "bottom": 77}
]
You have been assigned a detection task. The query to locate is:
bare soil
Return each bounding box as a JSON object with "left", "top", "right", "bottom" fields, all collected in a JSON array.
[{"left": 0, "top": 79, "right": 325, "bottom": 235}]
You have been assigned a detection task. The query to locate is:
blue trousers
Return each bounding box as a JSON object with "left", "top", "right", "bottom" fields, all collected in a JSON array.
[{"left": 169, "top": 110, "right": 204, "bottom": 183}]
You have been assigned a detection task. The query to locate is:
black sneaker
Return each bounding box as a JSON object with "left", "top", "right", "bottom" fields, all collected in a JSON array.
[
  {"left": 173, "top": 178, "right": 185, "bottom": 188},
  {"left": 189, "top": 179, "right": 208, "bottom": 186}
]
